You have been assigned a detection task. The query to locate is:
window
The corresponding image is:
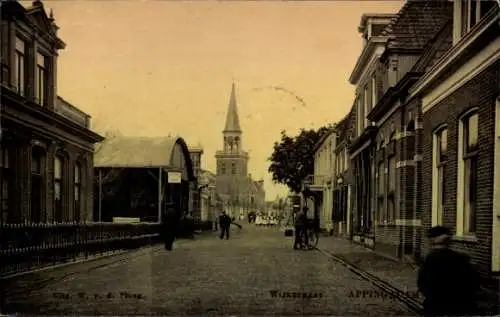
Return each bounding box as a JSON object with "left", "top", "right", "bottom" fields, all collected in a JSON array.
[
  {"left": 462, "top": 112, "right": 478, "bottom": 234},
  {"left": 388, "top": 156, "right": 396, "bottom": 193},
  {"left": 460, "top": 0, "right": 496, "bottom": 36},
  {"left": 364, "top": 87, "right": 369, "bottom": 126},
  {"left": 36, "top": 52, "right": 48, "bottom": 105},
  {"left": 0, "top": 23, "right": 9, "bottom": 86},
  {"left": 74, "top": 163, "right": 81, "bottom": 222},
  {"left": 344, "top": 149, "right": 349, "bottom": 170},
  {"left": 377, "top": 162, "right": 385, "bottom": 223},
  {"left": 54, "top": 156, "right": 63, "bottom": 222},
  {"left": 340, "top": 152, "right": 344, "bottom": 172},
  {"left": 1, "top": 148, "right": 9, "bottom": 223},
  {"left": 357, "top": 97, "right": 364, "bottom": 136},
  {"left": 433, "top": 128, "right": 448, "bottom": 226},
  {"left": 14, "top": 37, "right": 26, "bottom": 96},
  {"left": 371, "top": 76, "right": 377, "bottom": 106},
  {"left": 231, "top": 163, "right": 236, "bottom": 175},
  {"left": 221, "top": 163, "right": 226, "bottom": 175},
  {"left": 387, "top": 133, "right": 396, "bottom": 222},
  {"left": 378, "top": 163, "right": 385, "bottom": 195}
]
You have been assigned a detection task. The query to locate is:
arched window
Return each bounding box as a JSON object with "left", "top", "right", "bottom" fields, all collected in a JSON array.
[
  {"left": 234, "top": 136, "right": 240, "bottom": 151},
  {"left": 54, "top": 155, "right": 64, "bottom": 222},
  {"left": 74, "top": 162, "right": 82, "bottom": 222}
]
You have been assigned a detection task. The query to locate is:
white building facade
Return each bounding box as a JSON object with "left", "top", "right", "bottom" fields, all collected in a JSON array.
[{"left": 309, "top": 130, "right": 337, "bottom": 233}]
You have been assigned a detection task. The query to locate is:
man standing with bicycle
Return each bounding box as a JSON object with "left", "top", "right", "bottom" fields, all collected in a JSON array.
[{"left": 293, "top": 207, "right": 309, "bottom": 250}]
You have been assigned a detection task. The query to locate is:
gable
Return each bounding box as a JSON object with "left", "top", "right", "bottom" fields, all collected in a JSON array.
[
  {"left": 411, "top": 22, "right": 453, "bottom": 73},
  {"left": 26, "top": 5, "right": 56, "bottom": 37}
]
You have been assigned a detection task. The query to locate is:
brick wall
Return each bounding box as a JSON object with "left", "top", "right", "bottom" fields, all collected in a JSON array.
[{"left": 420, "top": 62, "right": 499, "bottom": 273}]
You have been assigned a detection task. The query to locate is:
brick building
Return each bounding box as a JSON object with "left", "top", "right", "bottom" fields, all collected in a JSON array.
[
  {"left": 348, "top": 1, "right": 453, "bottom": 255},
  {"left": 409, "top": 0, "right": 499, "bottom": 276},
  {"left": 0, "top": 0, "right": 103, "bottom": 224}
]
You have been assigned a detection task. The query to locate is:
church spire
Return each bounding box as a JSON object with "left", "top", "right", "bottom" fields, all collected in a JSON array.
[{"left": 223, "top": 82, "right": 241, "bottom": 133}]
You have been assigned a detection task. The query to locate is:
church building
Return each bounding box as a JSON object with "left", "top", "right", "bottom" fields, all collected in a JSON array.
[{"left": 215, "top": 83, "right": 266, "bottom": 219}]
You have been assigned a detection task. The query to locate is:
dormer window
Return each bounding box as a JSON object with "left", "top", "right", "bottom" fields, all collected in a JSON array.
[
  {"left": 459, "top": 0, "right": 496, "bottom": 37},
  {"left": 36, "top": 52, "right": 48, "bottom": 106}
]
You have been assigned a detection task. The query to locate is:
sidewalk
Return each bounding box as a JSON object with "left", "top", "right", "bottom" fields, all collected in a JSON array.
[
  {"left": 317, "top": 237, "right": 420, "bottom": 298},
  {"left": 317, "top": 236, "right": 500, "bottom": 316}
]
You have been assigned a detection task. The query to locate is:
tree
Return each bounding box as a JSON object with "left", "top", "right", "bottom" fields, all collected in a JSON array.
[
  {"left": 94, "top": 130, "right": 124, "bottom": 199},
  {"left": 268, "top": 125, "right": 331, "bottom": 193}
]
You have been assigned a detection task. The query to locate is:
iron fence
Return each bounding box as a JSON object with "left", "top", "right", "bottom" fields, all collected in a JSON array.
[{"left": 0, "top": 222, "right": 162, "bottom": 277}]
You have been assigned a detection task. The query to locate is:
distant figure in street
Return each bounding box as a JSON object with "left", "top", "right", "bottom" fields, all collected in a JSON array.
[
  {"left": 162, "top": 208, "right": 179, "bottom": 251},
  {"left": 219, "top": 211, "right": 232, "bottom": 240},
  {"left": 417, "top": 226, "right": 480, "bottom": 316},
  {"left": 293, "top": 207, "right": 309, "bottom": 250}
]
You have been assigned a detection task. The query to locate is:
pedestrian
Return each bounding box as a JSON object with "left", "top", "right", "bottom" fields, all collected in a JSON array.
[
  {"left": 417, "top": 226, "right": 480, "bottom": 316},
  {"left": 293, "top": 207, "right": 309, "bottom": 250},
  {"left": 219, "top": 211, "right": 232, "bottom": 240},
  {"left": 162, "top": 208, "right": 179, "bottom": 251}
]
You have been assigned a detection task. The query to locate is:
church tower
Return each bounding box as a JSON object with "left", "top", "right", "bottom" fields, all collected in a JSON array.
[{"left": 215, "top": 82, "right": 249, "bottom": 179}]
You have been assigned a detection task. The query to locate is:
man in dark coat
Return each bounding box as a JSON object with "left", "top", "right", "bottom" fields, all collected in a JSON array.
[
  {"left": 219, "top": 211, "right": 232, "bottom": 240},
  {"left": 417, "top": 226, "right": 480, "bottom": 316},
  {"left": 293, "top": 207, "right": 309, "bottom": 250},
  {"left": 162, "top": 208, "right": 179, "bottom": 251}
]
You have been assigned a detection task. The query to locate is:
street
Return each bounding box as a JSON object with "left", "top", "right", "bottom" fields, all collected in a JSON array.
[{"left": 4, "top": 225, "right": 416, "bottom": 316}]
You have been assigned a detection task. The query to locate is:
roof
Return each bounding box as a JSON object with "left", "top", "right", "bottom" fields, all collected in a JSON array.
[
  {"left": 334, "top": 111, "right": 352, "bottom": 144},
  {"left": 411, "top": 21, "right": 453, "bottom": 73},
  {"left": 94, "top": 136, "right": 189, "bottom": 168},
  {"left": 313, "top": 128, "right": 336, "bottom": 154},
  {"left": 380, "top": 0, "right": 453, "bottom": 51},
  {"left": 223, "top": 82, "right": 242, "bottom": 132}
]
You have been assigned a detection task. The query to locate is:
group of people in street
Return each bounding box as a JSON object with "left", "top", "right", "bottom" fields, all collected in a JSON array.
[{"left": 162, "top": 205, "right": 482, "bottom": 316}]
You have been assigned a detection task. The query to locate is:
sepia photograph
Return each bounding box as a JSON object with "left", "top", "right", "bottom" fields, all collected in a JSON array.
[{"left": 0, "top": 0, "right": 499, "bottom": 315}]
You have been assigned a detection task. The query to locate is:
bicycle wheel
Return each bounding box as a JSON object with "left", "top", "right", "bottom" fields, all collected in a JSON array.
[
  {"left": 299, "top": 229, "right": 308, "bottom": 249},
  {"left": 308, "top": 229, "right": 319, "bottom": 248}
]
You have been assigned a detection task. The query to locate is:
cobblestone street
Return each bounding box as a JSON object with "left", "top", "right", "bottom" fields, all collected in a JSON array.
[{"left": 4, "top": 225, "right": 416, "bottom": 316}]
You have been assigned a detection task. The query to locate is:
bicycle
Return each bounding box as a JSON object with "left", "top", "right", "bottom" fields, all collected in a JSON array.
[{"left": 299, "top": 226, "right": 319, "bottom": 249}]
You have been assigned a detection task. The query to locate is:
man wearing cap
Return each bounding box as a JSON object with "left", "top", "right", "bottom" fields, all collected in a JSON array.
[{"left": 417, "top": 226, "right": 480, "bottom": 316}]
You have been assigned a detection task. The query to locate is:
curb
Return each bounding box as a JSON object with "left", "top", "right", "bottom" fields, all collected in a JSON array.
[{"left": 317, "top": 247, "right": 424, "bottom": 315}]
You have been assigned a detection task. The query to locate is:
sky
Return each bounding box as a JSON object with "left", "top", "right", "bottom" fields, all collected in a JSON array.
[{"left": 34, "top": 0, "right": 404, "bottom": 201}]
